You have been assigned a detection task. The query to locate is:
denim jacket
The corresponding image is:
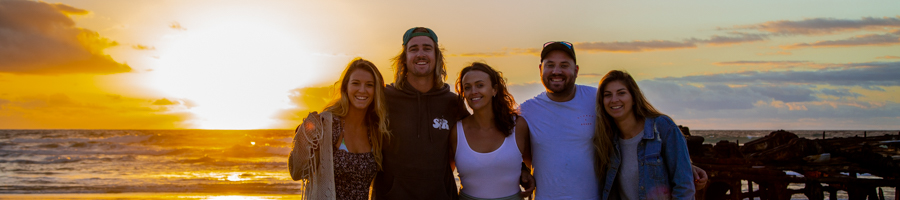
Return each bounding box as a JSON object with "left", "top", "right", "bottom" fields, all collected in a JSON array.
[{"left": 600, "top": 115, "right": 695, "bottom": 200}]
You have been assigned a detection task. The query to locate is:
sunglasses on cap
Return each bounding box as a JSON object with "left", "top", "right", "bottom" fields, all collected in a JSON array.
[{"left": 544, "top": 41, "right": 573, "bottom": 49}]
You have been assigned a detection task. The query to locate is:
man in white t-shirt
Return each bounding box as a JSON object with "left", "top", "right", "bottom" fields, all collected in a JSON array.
[
  {"left": 520, "top": 41, "right": 707, "bottom": 199},
  {"left": 520, "top": 41, "right": 599, "bottom": 199}
]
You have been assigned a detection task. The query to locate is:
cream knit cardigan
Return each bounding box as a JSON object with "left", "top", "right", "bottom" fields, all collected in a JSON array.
[{"left": 289, "top": 111, "right": 336, "bottom": 200}]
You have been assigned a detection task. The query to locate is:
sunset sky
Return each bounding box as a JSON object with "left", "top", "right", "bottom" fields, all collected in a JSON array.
[{"left": 1, "top": 0, "right": 898, "bottom": 130}]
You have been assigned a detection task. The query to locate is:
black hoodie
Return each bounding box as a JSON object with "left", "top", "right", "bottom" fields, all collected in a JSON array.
[{"left": 372, "top": 81, "right": 468, "bottom": 200}]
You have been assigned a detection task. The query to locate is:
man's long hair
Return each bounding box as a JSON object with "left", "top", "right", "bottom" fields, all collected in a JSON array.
[{"left": 391, "top": 27, "right": 446, "bottom": 90}]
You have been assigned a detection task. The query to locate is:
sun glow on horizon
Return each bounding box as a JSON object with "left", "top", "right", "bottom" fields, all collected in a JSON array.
[{"left": 145, "top": 9, "right": 324, "bottom": 129}]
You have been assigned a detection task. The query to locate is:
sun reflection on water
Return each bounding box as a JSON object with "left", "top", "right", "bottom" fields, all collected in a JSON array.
[{"left": 225, "top": 172, "right": 253, "bottom": 182}]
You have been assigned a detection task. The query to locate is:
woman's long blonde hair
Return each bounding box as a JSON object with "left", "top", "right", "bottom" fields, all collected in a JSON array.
[
  {"left": 323, "top": 58, "right": 391, "bottom": 169},
  {"left": 594, "top": 70, "right": 664, "bottom": 176}
]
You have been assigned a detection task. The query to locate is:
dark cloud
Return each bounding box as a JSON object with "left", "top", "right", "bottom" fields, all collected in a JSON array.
[
  {"left": 820, "top": 88, "right": 862, "bottom": 98},
  {"left": 448, "top": 48, "right": 538, "bottom": 57},
  {"left": 576, "top": 40, "right": 697, "bottom": 53},
  {"left": 714, "top": 61, "right": 812, "bottom": 66},
  {"left": 713, "top": 60, "right": 838, "bottom": 70},
  {"left": 658, "top": 61, "right": 900, "bottom": 88},
  {"left": 750, "top": 85, "right": 817, "bottom": 102},
  {"left": 732, "top": 16, "right": 900, "bottom": 35},
  {"left": 638, "top": 61, "right": 900, "bottom": 124},
  {"left": 638, "top": 79, "right": 900, "bottom": 126},
  {"left": 456, "top": 32, "right": 768, "bottom": 56},
  {"left": 688, "top": 32, "right": 769, "bottom": 45},
  {"left": 640, "top": 81, "right": 759, "bottom": 111},
  {"left": 569, "top": 32, "right": 767, "bottom": 53},
  {"left": 132, "top": 44, "right": 155, "bottom": 50},
  {"left": 640, "top": 81, "right": 818, "bottom": 112},
  {"left": 0, "top": 0, "right": 130, "bottom": 74},
  {"left": 782, "top": 33, "right": 900, "bottom": 49}
]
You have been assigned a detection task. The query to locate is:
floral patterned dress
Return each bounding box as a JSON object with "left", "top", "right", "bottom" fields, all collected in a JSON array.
[{"left": 331, "top": 116, "right": 378, "bottom": 200}]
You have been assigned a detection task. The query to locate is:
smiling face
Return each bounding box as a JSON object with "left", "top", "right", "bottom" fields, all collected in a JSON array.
[
  {"left": 461, "top": 70, "right": 496, "bottom": 112},
  {"left": 540, "top": 50, "right": 578, "bottom": 100},
  {"left": 346, "top": 69, "right": 376, "bottom": 111},
  {"left": 404, "top": 36, "right": 436, "bottom": 78},
  {"left": 602, "top": 80, "right": 635, "bottom": 122}
]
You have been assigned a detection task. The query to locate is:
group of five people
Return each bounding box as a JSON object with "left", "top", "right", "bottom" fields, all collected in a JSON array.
[{"left": 289, "top": 27, "right": 706, "bottom": 200}]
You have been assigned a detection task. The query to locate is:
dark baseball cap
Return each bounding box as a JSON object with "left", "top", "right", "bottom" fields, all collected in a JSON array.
[
  {"left": 540, "top": 41, "right": 576, "bottom": 64},
  {"left": 402, "top": 27, "right": 438, "bottom": 46}
]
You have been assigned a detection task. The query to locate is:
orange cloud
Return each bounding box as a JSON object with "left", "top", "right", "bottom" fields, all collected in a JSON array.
[
  {"left": 712, "top": 60, "right": 841, "bottom": 70},
  {"left": 270, "top": 86, "right": 335, "bottom": 128},
  {"left": 876, "top": 55, "right": 900, "bottom": 59},
  {"left": 451, "top": 52, "right": 509, "bottom": 57},
  {"left": 732, "top": 16, "right": 900, "bottom": 35},
  {"left": 454, "top": 33, "right": 766, "bottom": 56},
  {"left": 781, "top": 33, "right": 900, "bottom": 49},
  {"left": 448, "top": 48, "right": 539, "bottom": 57},
  {"left": 756, "top": 51, "right": 793, "bottom": 56},
  {"left": 132, "top": 44, "right": 156, "bottom": 50},
  {"left": 152, "top": 98, "right": 177, "bottom": 106},
  {"left": 577, "top": 40, "right": 697, "bottom": 53},
  {"left": 170, "top": 22, "right": 186, "bottom": 31},
  {"left": 714, "top": 61, "right": 813, "bottom": 66},
  {"left": 0, "top": 0, "right": 130, "bottom": 74},
  {"left": 688, "top": 32, "right": 768, "bottom": 46}
]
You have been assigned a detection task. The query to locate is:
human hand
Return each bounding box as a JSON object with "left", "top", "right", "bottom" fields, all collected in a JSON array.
[
  {"left": 519, "top": 170, "right": 535, "bottom": 198},
  {"left": 692, "top": 165, "right": 708, "bottom": 190}
]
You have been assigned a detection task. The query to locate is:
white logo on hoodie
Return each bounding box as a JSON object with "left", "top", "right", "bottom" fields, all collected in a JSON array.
[{"left": 433, "top": 118, "right": 449, "bottom": 130}]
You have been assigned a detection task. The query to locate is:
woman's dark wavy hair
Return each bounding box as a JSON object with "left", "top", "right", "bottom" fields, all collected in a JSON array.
[{"left": 454, "top": 62, "right": 518, "bottom": 136}]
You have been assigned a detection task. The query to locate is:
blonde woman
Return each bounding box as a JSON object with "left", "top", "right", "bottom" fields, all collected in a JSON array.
[{"left": 289, "top": 58, "right": 390, "bottom": 200}]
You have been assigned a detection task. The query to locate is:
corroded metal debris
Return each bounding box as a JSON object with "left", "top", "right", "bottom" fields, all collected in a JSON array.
[{"left": 685, "top": 128, "right": 900, "bottom": 200}]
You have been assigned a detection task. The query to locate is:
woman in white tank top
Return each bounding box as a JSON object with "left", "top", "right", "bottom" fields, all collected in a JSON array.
[{"left": 451, "top": 62, "right": 533, "bottom": 200}]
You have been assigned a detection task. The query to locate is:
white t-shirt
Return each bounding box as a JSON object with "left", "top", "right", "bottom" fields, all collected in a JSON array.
[{"left": 520, "top": 85, "right": 599, "bottom": 200}]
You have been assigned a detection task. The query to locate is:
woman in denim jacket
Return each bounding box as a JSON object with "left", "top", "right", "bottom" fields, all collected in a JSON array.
[{"left": 595, "top": 70, "right": 694, "bottom": 200}]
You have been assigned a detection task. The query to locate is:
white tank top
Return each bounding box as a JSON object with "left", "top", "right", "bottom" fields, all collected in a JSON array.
[{"left": 455, "top": 121, "right": 523, "bottom": 198}]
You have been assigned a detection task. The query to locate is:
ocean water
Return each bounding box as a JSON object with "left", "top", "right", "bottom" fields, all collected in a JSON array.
[
  {"left": 0, "top": 129, "right": 896, "bottom": 199},
  {"left": 0, "top": 129, "right": 298, "bottom": 194}
]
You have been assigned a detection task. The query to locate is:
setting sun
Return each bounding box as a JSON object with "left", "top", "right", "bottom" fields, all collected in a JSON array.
[{"left": 145, "top": 9, "right": 323, "bottom": 129}]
